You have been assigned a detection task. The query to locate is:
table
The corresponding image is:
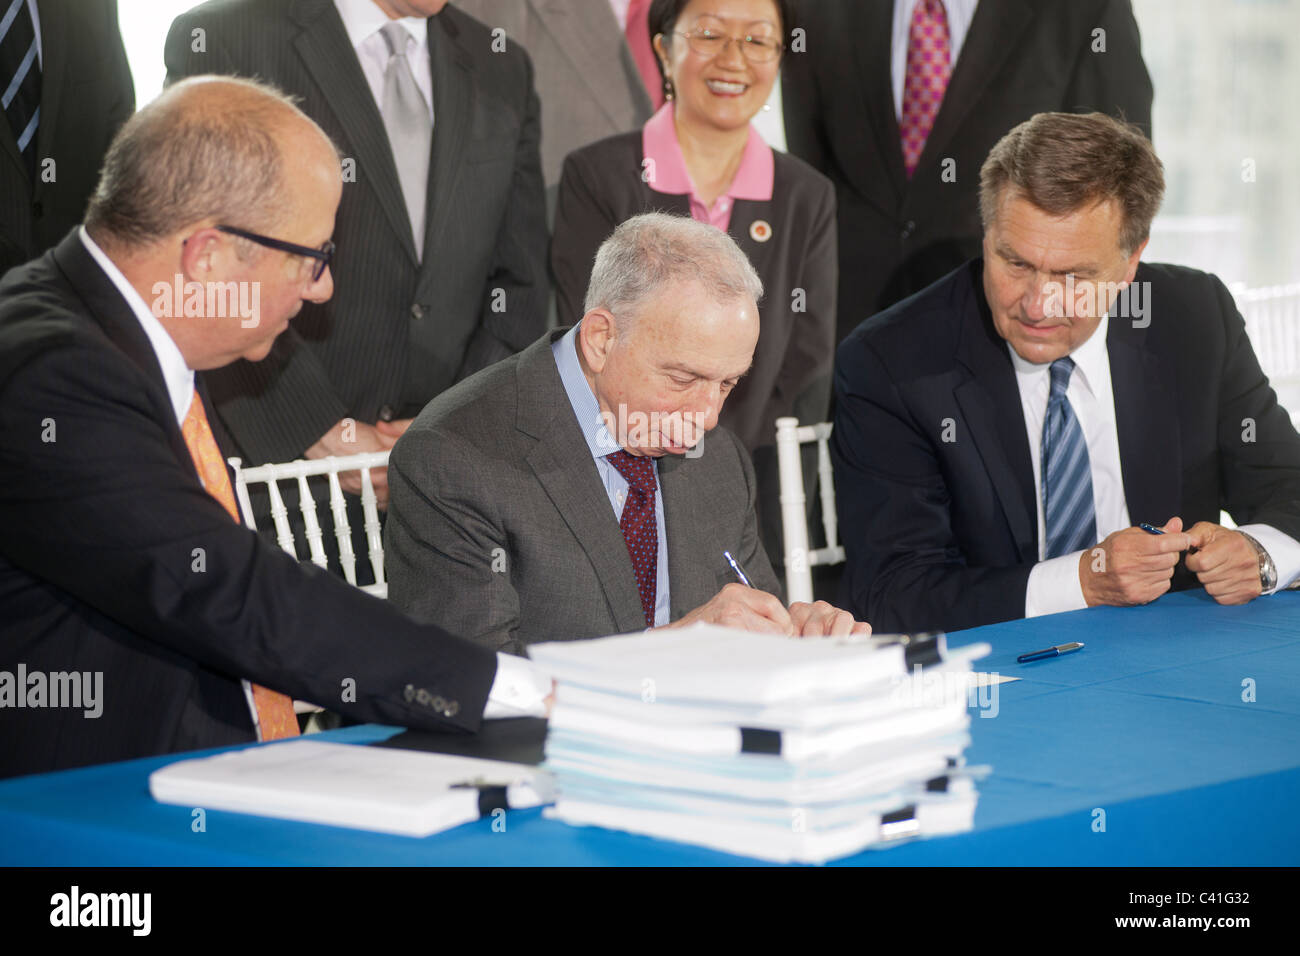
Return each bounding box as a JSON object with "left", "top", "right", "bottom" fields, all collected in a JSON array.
[{"left": 2, "top": 590, "right": 1297, "bottom": 865}]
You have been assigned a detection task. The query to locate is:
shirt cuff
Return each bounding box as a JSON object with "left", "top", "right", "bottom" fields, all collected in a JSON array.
[
  {"left": 482, "top": 652, "right": 551, "bottom": 719},
  {"left": 1237, "top": 524, "right": 1300, "bottom": 592},
  {"left": 1025, "top": 551, "right": 1088, "bottom": 618}
]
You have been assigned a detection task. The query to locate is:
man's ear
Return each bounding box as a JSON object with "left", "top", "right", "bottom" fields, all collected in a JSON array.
[
  {"left": 179, "top": 226, "right": 224, "bottom": 281},
  {"left": 579, "top": 309, "right": 617, "bottom": 374},
  {"left": 1121, "top": 237, "right": 1149, "bottom": 287}
]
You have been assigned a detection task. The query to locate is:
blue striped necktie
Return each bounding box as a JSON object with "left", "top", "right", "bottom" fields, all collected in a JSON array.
[
  {"left": 0, "top": 0, "right": 41, "bottom": 181},
  {"left": 1042, "top": 357, "right": 1097, "bottom": 558}
]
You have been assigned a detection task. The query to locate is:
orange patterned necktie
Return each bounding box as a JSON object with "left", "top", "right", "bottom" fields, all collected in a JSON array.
[{"left": 180, "top": 388, "right": 300, "bottom": 742}]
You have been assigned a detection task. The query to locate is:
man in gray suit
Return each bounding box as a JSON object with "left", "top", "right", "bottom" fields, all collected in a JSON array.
[
  {"left": 455, "top": 0, "right": 653, "bottom": 214},
  {"left": 386, "top": 213, "right": 870, "bottom": 654}
]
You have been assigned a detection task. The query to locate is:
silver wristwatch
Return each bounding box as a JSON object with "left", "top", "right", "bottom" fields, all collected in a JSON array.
[{"left": 1238, "top": 532, "right": 1277, "bottom": 592}]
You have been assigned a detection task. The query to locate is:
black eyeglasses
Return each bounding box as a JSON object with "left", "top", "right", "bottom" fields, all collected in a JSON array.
[{"left": 216, "top": 224, "right": 335, "bottom": 282}]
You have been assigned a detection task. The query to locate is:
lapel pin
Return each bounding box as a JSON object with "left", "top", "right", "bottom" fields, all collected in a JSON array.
[{"left": 749, "top": 219, "right": 772, "bottom": 243}]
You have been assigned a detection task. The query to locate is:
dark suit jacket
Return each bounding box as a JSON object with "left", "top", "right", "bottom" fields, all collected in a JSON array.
[
  {"left": 164, "top": 0, "right": 549, "bottom": 466},
  {"left": 385, "top": 329, "right": 782, "bottom": 657},
  {"left": 0, "top": 0, "right": 134, "bottom": 278},
  {"left": 0, "top": 232, "right": 498, "bottom": 778},
  {"left": 782, "top": 0, "right": 1153, "bottom": 344},
  {"left": 832, "top": 260, "right": 1300, "bottom": 634}
]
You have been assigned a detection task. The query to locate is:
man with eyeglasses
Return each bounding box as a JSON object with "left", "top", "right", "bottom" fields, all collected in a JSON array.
[{"left": 0, "top": 76, "right": 551, "bottom": 779}]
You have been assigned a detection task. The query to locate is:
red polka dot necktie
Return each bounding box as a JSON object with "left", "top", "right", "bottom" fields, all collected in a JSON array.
[
  {"left": 900, "top": 0, "right": 952, "bottom": 178},
  {"left": 606, "top": 450, "right": 658, "bottom": 628}
]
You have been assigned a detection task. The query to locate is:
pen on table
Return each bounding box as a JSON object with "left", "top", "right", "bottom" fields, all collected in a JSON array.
[
  {"left": 1016, "top": 642, "right": 1085, "bottom": 664},
  {"left": 723, "top": 550, "right": 753, "bottom": 587}
]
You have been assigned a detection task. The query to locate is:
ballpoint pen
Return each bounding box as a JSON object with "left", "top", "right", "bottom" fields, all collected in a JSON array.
[
  {"left": 722, "top": 550, "right": 753, "bottom": 587},
  {"left": 1017, "top": 642, "right": 1084, "bottom": 663}
]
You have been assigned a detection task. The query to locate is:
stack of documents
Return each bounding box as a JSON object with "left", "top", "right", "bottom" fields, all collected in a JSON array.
[{"left": 529, "top": 624, "right": 990, "bottom": 863}]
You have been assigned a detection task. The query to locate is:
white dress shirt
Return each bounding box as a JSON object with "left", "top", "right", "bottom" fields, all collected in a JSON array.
[
  {"left": 891, "top": 0, "right": 979, "bottom": 120},
  {"left": 608, "top": 0, "right": 633, "bottom": 32},
  {"left": 1014, "top": 314, "right": 1300, "bottom": 616},
  {"left": 334, "top": 0, "right": 435, "bottom": 124},
  {"left": 77, "top": 227, "right": 547, "bottom": 720}
]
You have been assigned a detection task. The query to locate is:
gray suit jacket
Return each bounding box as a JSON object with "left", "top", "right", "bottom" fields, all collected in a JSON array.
[
  {"left": 385, "top": 329, "right": 782, "bottom": 656},
  {"left": 165, "top": 0, "right": 549, "bottom": 466},
  {"left": 454, "top": 0, "right": 652, "bottom": 197}
]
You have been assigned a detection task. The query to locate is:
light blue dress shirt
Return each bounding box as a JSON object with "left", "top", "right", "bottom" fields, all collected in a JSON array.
[{"left": 552, "top": 325, "right": 670, "bottom": 627}]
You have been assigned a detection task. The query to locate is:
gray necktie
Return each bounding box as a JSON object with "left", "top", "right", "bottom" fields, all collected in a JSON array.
[{"left": 379, "top": 22, "right": 431, "bottom": 258}]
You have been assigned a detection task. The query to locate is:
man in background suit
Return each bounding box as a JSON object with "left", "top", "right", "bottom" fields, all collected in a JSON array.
[
  {"left": 386, "top": 213, "right": 869, "bottom": 655},
  {"left": 833, "top": 112, "right": 1300, "bottom": 635},
  {"left": 0, "top": 0, "right": 134, "bottom": 277},
  {"left": 165, "top": 0, "right": 548, "bottom": 510},
  {"left": 454, "top": 0, "right": 654, "bottom": 217},
  {"left": 0, "top": 77, "right": 547, "bottom": 779},
  {"left": 783, "top": 0, "right": 1153, "bottom": 346}
]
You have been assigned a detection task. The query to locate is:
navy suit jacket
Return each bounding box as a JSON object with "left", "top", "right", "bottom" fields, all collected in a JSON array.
[
  {"left": 0, "top": 232, "right": 498, "bottom": 778},
  {"left": 833, "top": 259, "right": 1300, "bottom": 633}
]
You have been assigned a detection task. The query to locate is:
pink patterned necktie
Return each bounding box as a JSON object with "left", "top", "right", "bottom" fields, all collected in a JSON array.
[
  {"left": 606, "top": 450, "right": 658, "bottom": 628},
  {"left": 899, "top": 0, "right": 952, "bottom": 178}
]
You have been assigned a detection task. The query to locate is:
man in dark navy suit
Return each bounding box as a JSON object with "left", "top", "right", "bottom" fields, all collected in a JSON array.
[{"left": 833, "top": 112, "right": 1300, "bottom": 634}]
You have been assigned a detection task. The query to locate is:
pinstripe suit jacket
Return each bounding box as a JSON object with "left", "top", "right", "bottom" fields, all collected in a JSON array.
[
  {"left": 164, "top": 0, "right": 549, "bottom": 466},
  {"left": 385, "top": 329, "right": 782, "bottom": 656}
]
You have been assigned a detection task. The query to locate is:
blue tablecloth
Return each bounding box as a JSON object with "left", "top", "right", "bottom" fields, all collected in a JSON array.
[{"left": 2, "top": 589, "right": 1297, "bottom": 865}]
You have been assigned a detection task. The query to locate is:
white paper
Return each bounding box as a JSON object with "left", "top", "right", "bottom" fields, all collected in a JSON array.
[{"left": 149, "top": 739, "right": 553, "bottom": 837}]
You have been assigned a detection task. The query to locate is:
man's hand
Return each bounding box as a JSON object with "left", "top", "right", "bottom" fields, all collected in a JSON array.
[
  {"left": 1185, "top": 522, "right": 1264, "bottom": 605},
  {"left": 667, "top": 587, "right": 871, "bottom": 637},
  {"left": 1080, "top": 516, "right": 1191, "bottom": 607},
  {"left": 669, "top": 583, "right": 795, "bottom": 634},
  {"left": 304, "top": 417, "right": 414, "bottom": 508},
  {"left": 788, "top": 600, "right": 872, "bottom": 637},
  {"left": 374, "top": 418, "right": 414, "bottom": 445}
]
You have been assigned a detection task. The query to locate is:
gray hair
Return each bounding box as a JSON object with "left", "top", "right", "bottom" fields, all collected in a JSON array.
[
  {"left": 85, "top": 75, "right": 337, "bottom": 249},
  {"left": 583, "top": 213, "right": 763, "bottom": 330}
]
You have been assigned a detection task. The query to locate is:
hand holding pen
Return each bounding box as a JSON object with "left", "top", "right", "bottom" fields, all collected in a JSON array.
[{"left": 1078, "top": 516, "right": 1191, "bottom": 608}]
